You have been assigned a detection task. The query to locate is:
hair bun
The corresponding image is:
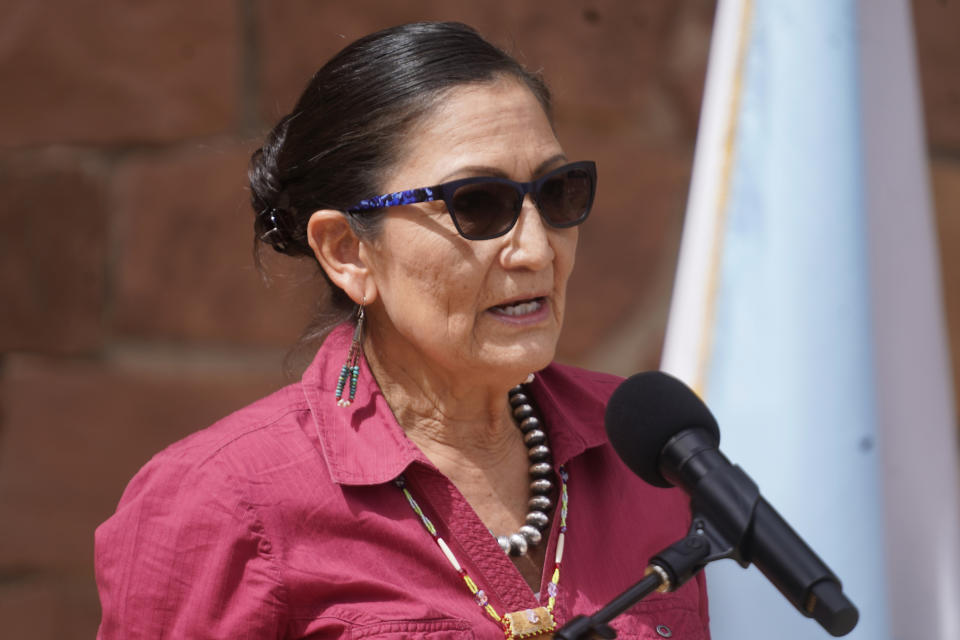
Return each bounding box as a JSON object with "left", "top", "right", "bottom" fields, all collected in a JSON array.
[{"left": 257, "top": 206, "right": 291, "bottom": 253}]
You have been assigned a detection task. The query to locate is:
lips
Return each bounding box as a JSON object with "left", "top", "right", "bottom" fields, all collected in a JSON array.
[{"left": 490, "top": 297, "right": 546, "bottom": 317}]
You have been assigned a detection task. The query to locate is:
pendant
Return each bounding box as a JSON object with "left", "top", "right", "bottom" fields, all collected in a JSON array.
[{"left": 502, "top": 607, "right": 556, "bottom": 639}]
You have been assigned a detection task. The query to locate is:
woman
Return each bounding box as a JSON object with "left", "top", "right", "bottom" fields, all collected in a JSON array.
[{"left": 95, "top": 22, "right": 709, "bottom": 639}]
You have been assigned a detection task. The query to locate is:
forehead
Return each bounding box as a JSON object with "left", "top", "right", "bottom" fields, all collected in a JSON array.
[{"left": 383, "top": 78, "right": 563, "bottom": 189}]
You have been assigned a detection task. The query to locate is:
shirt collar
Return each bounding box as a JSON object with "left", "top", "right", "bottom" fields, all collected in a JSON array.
[
  {"left": 530, "top": 364, "right": 611, "bottom": 467},
  {"left": 301, "top": 323, "right": 610, "bottom": 486},
  {"left": 300, "top": 323, "right": 427, "bottom": 486}
]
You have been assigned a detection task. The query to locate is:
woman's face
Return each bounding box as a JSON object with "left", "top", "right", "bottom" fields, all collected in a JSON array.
[{"left": 361, "top": 78, "right": 579, "bottom": 389}]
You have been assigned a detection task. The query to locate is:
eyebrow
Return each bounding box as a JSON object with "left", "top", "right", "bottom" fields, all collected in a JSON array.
[{"left": 437, "top": 153, "right": 568, "bottom": 184}]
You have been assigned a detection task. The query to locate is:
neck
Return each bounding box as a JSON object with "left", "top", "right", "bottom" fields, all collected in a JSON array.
[{"left": 362, "top": 337, "right": 528, "bottom": 472}]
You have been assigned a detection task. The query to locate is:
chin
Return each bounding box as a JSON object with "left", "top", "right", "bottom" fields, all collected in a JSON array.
[{"left": 485, "top": 343, "right": 556, "bottom": 382}]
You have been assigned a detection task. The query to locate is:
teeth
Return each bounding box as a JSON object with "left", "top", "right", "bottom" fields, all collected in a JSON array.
[{"left": 498, "top": 300, "right": 542, "bottom": 316}]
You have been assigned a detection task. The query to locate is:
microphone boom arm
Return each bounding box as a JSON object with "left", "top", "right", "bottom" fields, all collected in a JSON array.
[
  {"left": 598, "top": 373, "right": 860, "bottom": 638},
  {"left": 554, "top": 513, "right": 730, "bottom": 640},
  {"left": 556, "top": 492, "right": 856, "bottom": 639}
]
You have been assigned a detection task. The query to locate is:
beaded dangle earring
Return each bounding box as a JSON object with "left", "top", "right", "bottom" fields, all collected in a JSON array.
[{"left": 335, "top": 298, "right": 365, "bottom": 407}]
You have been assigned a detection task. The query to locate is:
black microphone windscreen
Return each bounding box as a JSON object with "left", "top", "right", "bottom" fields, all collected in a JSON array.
[{"left": 604, "top": 371, "right": 720, "bottom": 488}]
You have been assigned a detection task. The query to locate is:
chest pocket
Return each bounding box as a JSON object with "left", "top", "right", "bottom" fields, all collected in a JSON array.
[{"left": 608, "top": 603, "right": 708, "bottom": 640}]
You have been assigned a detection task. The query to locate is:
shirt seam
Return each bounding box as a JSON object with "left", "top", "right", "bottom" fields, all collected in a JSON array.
[{"left": 192, "top": 404, "right": 310, "bottom": 468}]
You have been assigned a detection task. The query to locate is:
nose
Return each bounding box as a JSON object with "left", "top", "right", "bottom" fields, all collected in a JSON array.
[{"left": 502, "top": 196, "right": 554, "bottom": 270}]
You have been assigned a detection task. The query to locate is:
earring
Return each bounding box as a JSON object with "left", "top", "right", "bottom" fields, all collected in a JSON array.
[{"left": 335, "top": 298, "right": 365, "bottom": 407}]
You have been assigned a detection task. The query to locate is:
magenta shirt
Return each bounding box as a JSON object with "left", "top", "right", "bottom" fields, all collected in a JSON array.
[{"left": 95, "top": 324, "right": 710, "bottom": 639}]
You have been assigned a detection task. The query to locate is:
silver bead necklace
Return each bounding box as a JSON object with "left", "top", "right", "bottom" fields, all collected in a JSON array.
[{"left": 496, "top": 383, "right": 556, "bottom": 556}]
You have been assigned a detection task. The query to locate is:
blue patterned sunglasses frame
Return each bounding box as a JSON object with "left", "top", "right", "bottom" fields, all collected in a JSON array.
[{"left": 346, "top": 160, "right": 597, "bottom": 240}]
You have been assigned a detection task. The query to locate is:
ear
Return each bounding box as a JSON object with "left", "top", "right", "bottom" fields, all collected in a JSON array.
[{"left": 306, "top": 210, "right": 378, "bottom": 304}]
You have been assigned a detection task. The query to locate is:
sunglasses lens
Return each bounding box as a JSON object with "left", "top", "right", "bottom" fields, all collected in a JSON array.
[
  {"left": 450, "top": 182, "right": 522, "bottom": 239},
  {"left": 445, "top": 163, "right": 595, "bottom": 240},
  {"left": 536, "top": 167, "right": 594, "bottom": 227}
]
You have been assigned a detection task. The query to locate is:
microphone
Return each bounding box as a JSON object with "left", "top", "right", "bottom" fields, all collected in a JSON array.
[{"left": 604, "top": 371, "right": 859, "bottom": 637}]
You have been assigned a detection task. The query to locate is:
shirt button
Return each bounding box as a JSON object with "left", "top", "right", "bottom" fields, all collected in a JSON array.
[{"left": 656, "top": 624, "right": 673, "bottom": 638}]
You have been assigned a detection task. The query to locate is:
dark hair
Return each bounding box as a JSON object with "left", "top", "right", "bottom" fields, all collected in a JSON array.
[{"left": 249, "top": 21, "right": 552, "bottom": 327}]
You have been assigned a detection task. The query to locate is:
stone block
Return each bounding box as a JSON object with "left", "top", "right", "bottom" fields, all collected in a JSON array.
[
  {"left": 111, "top": 142, "right": 323, "bottom": 346},
  {"left": 0, "top": 151, "right": 108, "bottom": 354},
  {"left": 558, "top": 129, "right": 692, "bottom": 366},
  {"left": 256, "top": 0, "right": 712, "bottom": 146},
  {"left": 493, "top": 0, "right": 707, "bottom": 143},
  {"left": 663, "top": 1, "right": 716, "bottom": 140},
  {"left": 256, "top": 0, "right": 498, "bottom": 121},
  {"left": 0, "top": 581, "right": 58, "bottom": 639},
  {"left": 0, "top": 354, "right": 287, "bottom": 576},
  {"left": 0, "top": 578, "right": 100, "bottom": 640},
  {"left": 913, "top": 0, "right": 960, "bottom": 149},
  {"left": 0, "top": 1, "right": 239, "bottom": 147}
]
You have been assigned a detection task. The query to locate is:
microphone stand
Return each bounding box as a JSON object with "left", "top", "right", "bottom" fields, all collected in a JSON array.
[
  {"left": 556, "top": 427, "right": 764, "bottom": 639},
  {"left": 555, "top": 449, "right": 859, "bottom": 639},
  {"left": 554, "top": 514, "right": 732, "bottom": 640}
]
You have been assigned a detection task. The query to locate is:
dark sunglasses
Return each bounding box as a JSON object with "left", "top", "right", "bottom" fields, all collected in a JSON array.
[{"left": 346, "top": 161, "right": 597, "bottom": 240}]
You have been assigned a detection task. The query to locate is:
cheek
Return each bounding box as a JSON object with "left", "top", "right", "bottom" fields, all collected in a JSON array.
[
  {"left": 372, "top": 230, "right": 482, "bottom": 328},
  {"left": 383, "top": 256, "right": 443, "bottom": 308},
  {"left": 382, "top": 262, "right": 484, "bottom": 351},
  {"left": 554, "top": 232, "right": 579, "bottom": 288}
]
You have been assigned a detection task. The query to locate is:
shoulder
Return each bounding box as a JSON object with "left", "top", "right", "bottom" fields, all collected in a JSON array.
[
  {"left": 95, "top": 386, "right": 301, "bottom": 638},
  {"left": 156, "top": 383, "right": 308, "bottom": 465},
  {"left": 112, "top": 382, "right": 317, "bottom": 512}
]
